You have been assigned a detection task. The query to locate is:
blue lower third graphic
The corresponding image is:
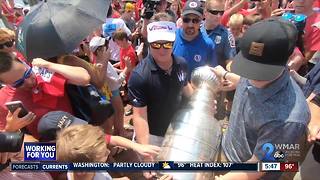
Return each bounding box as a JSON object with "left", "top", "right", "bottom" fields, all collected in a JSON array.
[{"left": 24, "top": 142, "right": 56, "bottom": 161}]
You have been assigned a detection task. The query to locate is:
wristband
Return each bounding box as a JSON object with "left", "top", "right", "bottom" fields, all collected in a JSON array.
[
  {"left": 119, "top": 73, "right": 127, "bottom": 82},
  {"left": 223, "top": 71, "right": 229, "bottom": 80}
]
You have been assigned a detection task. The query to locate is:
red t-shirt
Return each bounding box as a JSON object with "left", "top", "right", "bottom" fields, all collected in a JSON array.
[
  {"left": 119, "top": 45, "right": 137, "bottom": 82},
  {"left": 221, "top": 8, "right": 257, "bottom": 27},
  {"left": 304, "top": 13, "right": 320, "bottom": 52},
  {"left": 136, "top": 0, "right": 143, "bottom": 21},
  {"left": 1, "top": 2, "right": 15, "bottom": 23},
  {"left": 314, "top": 0, "right": 320, "bottom": 9},
  {"left": 15, "top": 16, "right": 24, "bottom": 26},
  {"left": 15, "top": 51, "right": 26, "bottom": 62},
  {"left": 0, "top": 68, "right": 72, "bottom": 139}
]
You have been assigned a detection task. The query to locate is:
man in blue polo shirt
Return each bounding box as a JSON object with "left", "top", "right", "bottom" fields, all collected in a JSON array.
[
  {"left": 128, "top": 21, "right": 193, "bottom": 178},
  {"left": 212, "top": 19, "right": 310, "bottom": 179},
  {"left": 173, "top": 0, "right": 217, "bottom": 78},
  {"left": 202, "top": 0, "right": 237, "bottom": 120},
  {"left": 203, "top": 0, "right": 236, "bottom": 67}
]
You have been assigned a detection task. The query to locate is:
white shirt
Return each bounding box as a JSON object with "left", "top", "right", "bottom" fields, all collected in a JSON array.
[
  {"left": 67, "top": 172, "right": 112, "bottom": 180},
  {"left": 106, "top": 62, "right": 122, "bottom": 91},
  {"left": 102, "top": 18, "right": 131, "bottom": 61}
]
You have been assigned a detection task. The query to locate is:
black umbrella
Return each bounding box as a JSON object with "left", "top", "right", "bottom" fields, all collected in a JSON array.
[{"left": 16, "top": 0, "right": 110, "bottom": 60}]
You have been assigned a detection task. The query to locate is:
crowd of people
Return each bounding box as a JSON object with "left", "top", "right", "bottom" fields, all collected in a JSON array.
[{"left": 0, "top": 0, "right": 320, "bottom": 179}]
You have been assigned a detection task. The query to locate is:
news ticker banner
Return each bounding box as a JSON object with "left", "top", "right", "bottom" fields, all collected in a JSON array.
[{"left": 10, "top": 162, "right": 298, "bottom": 172}]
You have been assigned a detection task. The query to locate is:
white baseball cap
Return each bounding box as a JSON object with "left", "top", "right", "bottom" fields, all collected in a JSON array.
[
  {"left": 89, "top": 36, "right": 106, "bottom": 52},
  {"left": 147, "top": 21, "right": 176, "bottom": 43}
]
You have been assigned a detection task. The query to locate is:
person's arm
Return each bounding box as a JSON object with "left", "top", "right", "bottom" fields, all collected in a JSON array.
[
  {"left": 109, "top": 135, "right": 160, "bottom": 157},
  {"left": 224, "top": 0, "right": 234, "bottom": 10},
  {"left": 224, "top": 0, "right": 249, "bottom": 18},
  {"left": 118, "top": 56, "right": 134, "bottom": 82},
  {"left": 58, "top": 55, "right": 106, "bottom": 88},
  {"left": 32, "top": 58, "right": 90, "bottom": 86},
  {"left": 305, "top": 51, "right": 317, "bottom": 62},
  {"left": 127, "top": 71, "right": 150, "bottom": 147},
  {"left": 289, "top": 69, "right": 307, "bottom": 86},
  {"left": 136, "top": 42, "right": 145, "bottom": 61},
  {"left": 306, "top": 93, "right": 320, "bottom": 142},
  {"left": 4, "top": 108, "right": 36, "bottom": 132},
  {"left": 210, "top": 65, "right": 240, "bottom": 91},
  {"left": 113, "top": 62, "right": 121, "bottom": 68},
  {"left": 287, "top": 48, "right": 305, "bottom": 71},
  {"left": 133, "top": 106, "right": 150, "bottom": 146},
  {"left": 183, "top": 83, "right": 194, "bottom": 98},
  {"left": 141, "top": 18, "right": 149, "bottom": 39}
]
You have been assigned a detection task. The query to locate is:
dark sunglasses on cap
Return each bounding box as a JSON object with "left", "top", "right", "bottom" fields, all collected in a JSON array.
[
  {"left": 207, "top": 9, "right": 224, "bottom": 16},
  {"left": 11, "top": 66, "right": 33, "bottom": 88},
  {"left": 0, "top": 40, "right": 14, "bottom": 49},
  {"left": 150, "top": 42, "right": 174, "bottom": 49},
  {"left": 182, "top": 17, "right": 201, "bottom": 24}
]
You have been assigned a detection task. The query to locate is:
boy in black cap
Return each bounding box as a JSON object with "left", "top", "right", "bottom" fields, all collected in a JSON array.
[
  {"left": 212, "top": 18, "right": 310, "bottom": 179},
  {"left": 37, "top": 111, "right": 161, "bottom": 158}
]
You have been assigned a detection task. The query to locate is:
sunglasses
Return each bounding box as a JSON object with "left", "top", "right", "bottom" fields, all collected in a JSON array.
[
  {"left": 150, "top": 42, "right": 174, "bottom": 49},
  {"left": 182, "top": 17, "right": 201, "bottom": 24},
  {"left": 207, "top": 9, "right": 224, "bottom": 16},
  {"left": 0, "top": 40, "right": 14, "bottom": 49},
  {"left": 11, "top": 66, "right": 33, "bottom": 88}
]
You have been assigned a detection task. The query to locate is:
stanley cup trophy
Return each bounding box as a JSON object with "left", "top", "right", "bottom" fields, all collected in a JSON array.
[{"left": 157, "top": 66, "right": 222, "bottom": 180}]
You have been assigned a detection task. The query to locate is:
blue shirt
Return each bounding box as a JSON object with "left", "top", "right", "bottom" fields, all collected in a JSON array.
[
  {"left": 173, "top": 28, "right": 217, "bottom": 78},
  {"left": 223, "top": 71, "right": 310, "bottom": 178},
  {"left": 128, "top": 54, "right": 188, "bottom": 136},
  {"left": 303, "top": 61, "right": 320, "bottom": 97},
  {"left": 201, "top": 25, "right": 236, "bottom": 66}
]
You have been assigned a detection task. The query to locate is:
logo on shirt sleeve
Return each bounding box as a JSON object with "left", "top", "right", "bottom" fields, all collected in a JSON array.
[
  {"left": 215, "top": 35, "right": 222, "bottom": 44},
  {"left": 177, "top": 70, "right": 186, "bottom": 83},
  {"left": 227, "top": 31, "right": 236, "bottom": 48},
  {"left": 194, "top": 55, "right": 202, "bottom": 62}
]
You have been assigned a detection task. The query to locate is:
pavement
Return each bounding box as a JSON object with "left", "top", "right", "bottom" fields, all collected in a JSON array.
[{"left": 294, "top": 145, "right": 320, "bottom": 180}]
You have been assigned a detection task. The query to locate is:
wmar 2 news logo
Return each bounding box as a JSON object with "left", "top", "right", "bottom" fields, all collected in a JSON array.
[
  {"left": 261, "top": 143, "right": 300, "bottom": 161},
  {"left": 24, "top": 142, "right": 56, "bottom": 161}
]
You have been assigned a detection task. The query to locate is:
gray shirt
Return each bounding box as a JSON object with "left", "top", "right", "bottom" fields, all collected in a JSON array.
[{"left": 222, "top": 71, "right": 310, "bottom": 164}]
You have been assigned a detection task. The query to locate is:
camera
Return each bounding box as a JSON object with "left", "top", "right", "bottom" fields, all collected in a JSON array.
[
  {"left": 141, "top": 0, "right": 161, "bottom": 19},
  {"left": 0, "top": 132, "right": 24, "bottom": 152}
]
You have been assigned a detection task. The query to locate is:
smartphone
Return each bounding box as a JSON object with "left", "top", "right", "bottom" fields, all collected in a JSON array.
[
  {"left": 5, "top": 101, "right": 29, "bottom": 118},
  {"left": 284, "top": 8, "right": 295, "bottom": 13}
]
